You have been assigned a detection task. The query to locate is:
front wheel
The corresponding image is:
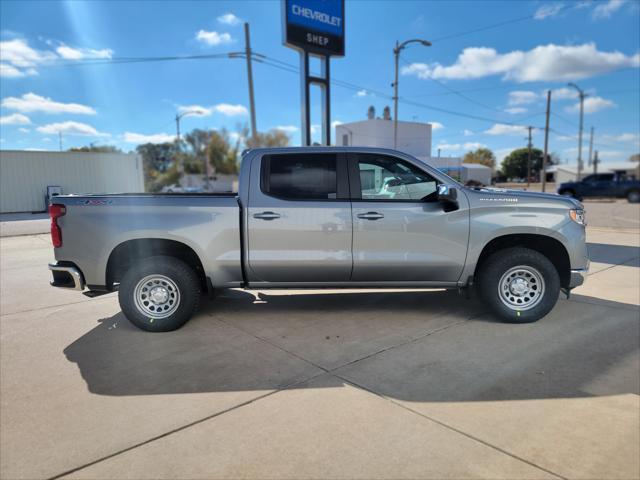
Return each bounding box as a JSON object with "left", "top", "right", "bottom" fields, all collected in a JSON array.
[
  {"left": 478, "top": 247, "right": 560, "bottom": 324},
  {"left": 118, "top": 256, "right": 201, "bottom": 332},
  {"left": 627, "top": 190, "right": 640, "bottom": 203}
]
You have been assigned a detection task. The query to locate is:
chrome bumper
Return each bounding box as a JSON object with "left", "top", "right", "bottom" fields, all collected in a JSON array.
[
  {"left": 48, "top": 263, "right": 85, "bottom": 291},
  {"left": 568, "top": 262, "right": 589, "bottom": 289}
]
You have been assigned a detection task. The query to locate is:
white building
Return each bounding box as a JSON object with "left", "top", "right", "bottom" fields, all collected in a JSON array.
[
  {"left": 335, "top": 106, "right": 432, "bottom": 158},
  {"left": 335, "top": 108, "right": 491, "bottom": 185},
  {"left": 0, "top": 150, "right": 144, "bottom": 213}
]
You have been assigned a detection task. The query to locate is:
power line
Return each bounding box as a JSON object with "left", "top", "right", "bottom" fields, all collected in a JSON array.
[{"left": 429, "top": 3, "right": 578, "bottom": 43}]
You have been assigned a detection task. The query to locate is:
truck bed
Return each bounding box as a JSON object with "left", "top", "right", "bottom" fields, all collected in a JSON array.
[{"left": 51, "top": 193, "right": 243, "bottom": 289}]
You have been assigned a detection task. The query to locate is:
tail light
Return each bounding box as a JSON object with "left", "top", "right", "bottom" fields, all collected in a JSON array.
[{"left": 49, "top": 204, "right": 66, "bottom": 248}]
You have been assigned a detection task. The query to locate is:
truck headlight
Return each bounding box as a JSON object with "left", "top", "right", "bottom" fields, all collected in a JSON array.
[{"left": 569, "top": 209, "right": 586, "bottom": 226}]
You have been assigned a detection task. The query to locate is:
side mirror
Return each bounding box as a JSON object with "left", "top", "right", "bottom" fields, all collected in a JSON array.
[{"left": 437, "top": 184, "right": 457, "bottom": 202}]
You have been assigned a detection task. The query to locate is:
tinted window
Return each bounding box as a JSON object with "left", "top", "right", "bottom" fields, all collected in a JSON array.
[
  {"left": 596, "top": 174, "right": 614, "bottom": 181},
  {"left": 263, "top": 154, "right": 337, "bottom": 200},
  {"left": 357, "top": 155, "right": 438, "bottom": 201}
]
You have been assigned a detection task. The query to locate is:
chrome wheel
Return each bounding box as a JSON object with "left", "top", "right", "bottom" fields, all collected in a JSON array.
[
  {"left": 498, "top": 265, "right": 545, "bottom": 311},
  {"left": 134, "top": 274, "right": 180, "bottom": 319}
]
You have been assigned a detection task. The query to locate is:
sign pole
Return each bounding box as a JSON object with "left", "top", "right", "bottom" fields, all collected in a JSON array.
[
  {"left": 322, "top": 55, "right": 331, "bottom": 146},
  {"left": 300, "top": 51, "right": 311, "bottom": 146}
]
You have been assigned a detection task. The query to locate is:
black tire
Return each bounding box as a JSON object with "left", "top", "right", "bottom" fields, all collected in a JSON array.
[
  {"left": 478, "top": 247, "right": 560, "bottom": 324},
  {"left": 559, "top": 189, "right": 575, "bottom": 198},
  {"left": 118, "top": 256, "right": 201, "bottom": 332},
  {"left": 627, "top": 189, "right": 640, "bottom": 203}
]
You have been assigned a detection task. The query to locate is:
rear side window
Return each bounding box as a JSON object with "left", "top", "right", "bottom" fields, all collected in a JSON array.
[{"left": 261, "top": 154, "right": 338, "bottom": 200}]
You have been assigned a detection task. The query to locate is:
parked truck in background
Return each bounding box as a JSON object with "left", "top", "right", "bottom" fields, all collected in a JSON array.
[
  {"left": 558, "top": 172, "right": 640, "bottom": 203},
  {"left": 48, "top": 147, "right": 589, "bottom": 332}
]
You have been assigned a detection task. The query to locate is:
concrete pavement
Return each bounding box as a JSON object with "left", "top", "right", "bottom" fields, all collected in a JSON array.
[{"left": 0, "top": 227, "right": 638, "bottom": 479}]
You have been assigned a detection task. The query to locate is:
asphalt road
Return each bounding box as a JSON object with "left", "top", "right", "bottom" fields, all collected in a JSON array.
[{"left": 0, "top": 228, "right": 638, "bottom": 479}]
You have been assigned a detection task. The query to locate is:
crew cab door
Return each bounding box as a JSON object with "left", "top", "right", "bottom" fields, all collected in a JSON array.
[
  {"left": 349, "top": 153, "right": 469, "bottom": 283},
  {"left": 582, "top": 173, "right": 616, "bottom": 196},
  {"left": 246, "top": 152, "right": 352, "bottom": 283}
]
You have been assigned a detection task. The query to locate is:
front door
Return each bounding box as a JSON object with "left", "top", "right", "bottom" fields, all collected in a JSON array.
[
  {"left": 247, "top": 152, "right": 352, "bottom": 283},
  {"left": 349, "top": 153, "right": 469, "bottom": 283}
]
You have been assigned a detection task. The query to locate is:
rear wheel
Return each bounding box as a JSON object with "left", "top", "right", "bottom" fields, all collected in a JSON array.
[
  {"left": 479, "top": 247, "right": 560, "bottom": 323},
  {"left": 118, "top": 256, "right": 201, "bottom": 332},
  {"left": 627, "top": 189, "right": 640, "bottom": 203}
]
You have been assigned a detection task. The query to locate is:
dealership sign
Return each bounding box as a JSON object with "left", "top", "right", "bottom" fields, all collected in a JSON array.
[{"left": 283, "top": 0, "right": 345, "bottom": 56}]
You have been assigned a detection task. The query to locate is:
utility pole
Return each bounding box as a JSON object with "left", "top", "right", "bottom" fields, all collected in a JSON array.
[
  {"left": 587, "top": 126, "right": 594, "bottom": 167},
  {"left": 593, "top": 150, "right": 599, "bottom": 175},
  {"left": 527, "top": 126, "right": 533, "bottom": 188},
  {"left": 174, "top": 114, "right": 183, "bottom": 173},
  {"left": 541, "top": 90, "right": 551, "bottom": 192},
  {"left": 393, "top": 38, "right": 431, "bottom": 150},
  {"left": 568, "top": 82, "right": 586, "bottom": 181},
  {"left": 244, "top": 22, "right": 258, "bottom": 144},
  {"left": 58, "top": 132, "right": 62, "bottom": 152}
]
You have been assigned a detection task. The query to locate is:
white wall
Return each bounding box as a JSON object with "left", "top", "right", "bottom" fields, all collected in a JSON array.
[
  {"left": 336, "top": 119, "right": 432, "bottom": 158},
  {"left": 0, "top": 150, "right": 144, "bottom": 213}
]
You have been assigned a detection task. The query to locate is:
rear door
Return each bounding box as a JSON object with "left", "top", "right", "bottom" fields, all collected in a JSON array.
[
  {"left": 247, "top": 152, "right": 352, "bottom": 283},
  {"left": 349, "top": 152, "right": 469, "bottom": 283}
]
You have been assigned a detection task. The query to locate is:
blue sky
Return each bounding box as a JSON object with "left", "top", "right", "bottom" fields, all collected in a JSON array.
[{"left": 1, "top": 0, "right": 639, "bottom": 165}]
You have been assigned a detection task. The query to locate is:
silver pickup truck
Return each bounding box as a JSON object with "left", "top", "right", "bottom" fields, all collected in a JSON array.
[{"left": 48, "top": 147, "right": 589, "bottom": 332}]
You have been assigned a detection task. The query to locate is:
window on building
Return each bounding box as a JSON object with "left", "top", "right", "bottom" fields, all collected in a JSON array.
[{"left": 261, "top": 154, "right": 338, "bottom": 200}]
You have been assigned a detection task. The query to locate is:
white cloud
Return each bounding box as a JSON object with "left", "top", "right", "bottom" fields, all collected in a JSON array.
[
  {"left": 355, "top": 89, "right": 368, "bottom": 97},
  {"left": 430, "top": 122, "right": 444, "bottom": 130},
  {"left": 275, "top": 125, "right": 298, "bottom": 133},
  {"left": 565, "top": 96, "right": 615, "bottom": 113},
  {"left": 2, "top": 93, "right": 96, "bottom": 115},
  {"left": 508, "top": 90, "right": 538, "bottom": 105},
  {"left": 505, "top": 107, "right": 527, "bottom": 114},
  {"left": 310, "top": 124, "right": 321, "bottom": 134},
  {"left": 602, "top": 132, "right": 640, "bottom": 143},
  {"left": 551, "top": 87, "right": 579, "bottom": 100},
  {"left": 0, "top": 113, "right": 31, "bottom": 125},
  {"left": 484, "top": 123, "right": 528, "bottom": 135},
  {"left": 437, "top": 142, "right": 487, "bottom": 151},
  {"left": 0, "top": 38, "right": 55, "bottom": 68},
  {"left": 178, "top": 105, "right": 213, "bottom": 117},
  {"left": 592, "top": 0, "right": 625, "bottom": 19},
  {"left": 0, "top": 62, "right": 35, "bottom": 78},
  {"left": 55, "top": 44, "right": 113, "bottom": 60},
  {"left": 196, "top": 30, "right": 233, "bottom": 46},
  {"left": 401, "top": 43, "right": 640, "bottom": 82},
  {"left": 331, "top": 120, "right": 343, "bottom": 129},
  {"left": 463, "top": 129, "right": 474, "bottom": 136},
  {"left": 37, "top": 121, "right": 108, "bottom": 137},
  {"left": 18, "top": 127, "right": 30, "bottom": 133},
  {"left": 495, "top": 147, "right": 517, "bottom": 161},
  {"left": 0, "top": 38, "right": 112, "bottom": 77},
  {"left": 123, "top": 132, "right": 176, "bottom": 144},
  {"left": 534, "top": 3, "right": 564, "bottom": 19},
  {"left": 217, "top": 13, "right": 241, "bottom": 26},
  {"left": 213, "top": 103, "right": 247, "bottom": 116}
]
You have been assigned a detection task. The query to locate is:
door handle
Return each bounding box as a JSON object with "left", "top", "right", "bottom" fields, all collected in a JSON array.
[
  {"left": 253, "top": 211, "right": 281, "bottom": 221},
  {"left": 357, "top": 211, "right": 384, "bottom": 220}
]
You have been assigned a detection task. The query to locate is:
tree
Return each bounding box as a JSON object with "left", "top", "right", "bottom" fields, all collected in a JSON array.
[
  {"left": 463, "top": 148, "right": 496, "bottom": 169},
  {"left": 136, "top": 142, "right": 179, "bottom": 191},
  {"left": 501, "top": 147, "right": 546, "bottom": 179},
  {"left": 241, "top": 126, "right": 290, "bottom": 149},
  {"left": 207, "top": 128, "right": 240, "bottom": 175},
  {"left": 69, "top": 144, "right": 122, "bottom": 153}
]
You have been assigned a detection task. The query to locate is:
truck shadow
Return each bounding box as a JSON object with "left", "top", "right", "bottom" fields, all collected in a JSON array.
[
  {"left": 587, "top": 242, "right": 640, "bottom": 267},
  {"left": 63, "top": 289, "right": 639, "bottom": 401}
]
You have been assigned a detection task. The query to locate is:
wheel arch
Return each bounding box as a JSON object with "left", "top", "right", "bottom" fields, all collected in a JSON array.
[
  {"left": 474, "top": 234, "right": 571, "bottom": 288},
  {"left": 106, "top": 238, "right": 207, "bottom": 291}
]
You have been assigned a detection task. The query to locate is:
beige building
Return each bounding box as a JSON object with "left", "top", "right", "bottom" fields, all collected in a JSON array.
[{"left": 0, "top": 150, "right": 144, "bottom": 213}]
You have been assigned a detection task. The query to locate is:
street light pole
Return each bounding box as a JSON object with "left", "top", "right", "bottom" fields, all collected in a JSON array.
[
  {"left": 568, "top": 82, "right": 586, "bottom": 181},
  {"left": 393, "top": 38, "right": 431, "bottom": 150}
]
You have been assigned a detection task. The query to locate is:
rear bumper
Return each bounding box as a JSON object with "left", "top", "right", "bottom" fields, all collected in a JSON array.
[
  {"left": 568, "top": 263, "right": 589, "bottom": 289},
  {"left": 48, "top": 262, "right": 85, "bottom": 291}
]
